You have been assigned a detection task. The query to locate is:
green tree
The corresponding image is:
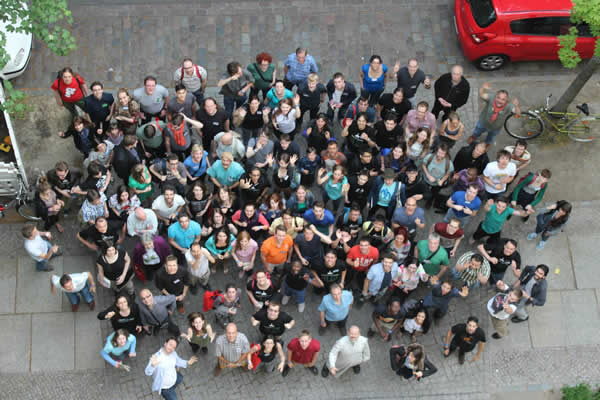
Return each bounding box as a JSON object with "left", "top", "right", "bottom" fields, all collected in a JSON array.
[
  {"left": 554, "top": 0, "right": 600, "bottom": 112},
  {"left": 0, "top": 0, "right": 76, "bottom": 115}
]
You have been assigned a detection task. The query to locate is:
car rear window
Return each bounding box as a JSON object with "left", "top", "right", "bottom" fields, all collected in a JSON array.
[{"left": 467, "top": 0, "right": 497, "bottom": 28}]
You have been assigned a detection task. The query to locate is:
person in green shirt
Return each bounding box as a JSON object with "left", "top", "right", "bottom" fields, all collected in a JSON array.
[
  {"left": 510, "top": 169, "right": 551, "bottom": 222},
  {"left": 247, "top": 52, "right": 276, "bottom": 101},
  {"left": 415, "top": 233, "right": 449, "bottom": 279},
  {"left": 470, "top": 197, "right": 531, "bottom": 245}
]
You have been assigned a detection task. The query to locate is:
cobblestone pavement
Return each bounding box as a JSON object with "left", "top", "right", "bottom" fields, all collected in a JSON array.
[
  {"left": 3, "top": 0, "right": 600, "bottom": 399},
  {"left": 13, "top": 0, "right": 582, "bottom": 95}
]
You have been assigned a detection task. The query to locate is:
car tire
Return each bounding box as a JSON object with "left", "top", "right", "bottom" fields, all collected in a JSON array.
[{"left": 475, "top": 54, "right": 508, "bottom": 71}]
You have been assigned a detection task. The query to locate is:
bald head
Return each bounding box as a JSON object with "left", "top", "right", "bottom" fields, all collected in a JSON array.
[
  {"left": 451, "top": 65, "right": 463, "bottom": 84},
  {"left": 220, "top": 131, "right": 233, "bottom": 146},
  {"left": 225, "top": 323, "right": 238, "bottom": 343},
  {"left": 135, "top": 208, "right": 146, "bottom": 220}
]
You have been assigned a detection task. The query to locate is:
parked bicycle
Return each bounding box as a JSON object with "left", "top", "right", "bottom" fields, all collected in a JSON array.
[
  {"left": 0, "top": 162, "right": 40, "bottom": 221},
  {"left": 504, "top": 94, "right": 599, "bottom": 142}
]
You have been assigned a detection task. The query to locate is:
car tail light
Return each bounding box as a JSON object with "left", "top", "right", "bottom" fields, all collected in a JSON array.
[{"left": 471, "top": 32, "right": 497, "bottom": 44}]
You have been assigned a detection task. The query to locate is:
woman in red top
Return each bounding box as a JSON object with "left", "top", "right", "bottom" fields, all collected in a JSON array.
[{"left": 51, "top": 67, "right": 88, "bottom": 123}]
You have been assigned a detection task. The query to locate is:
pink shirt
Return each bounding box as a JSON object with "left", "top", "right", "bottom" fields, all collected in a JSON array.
[
  {"left": 405, "top": 109, "right": 436, "bottom": 134},
  {"left": 231, "top": 239, "right": 258, "bottom": 263}
]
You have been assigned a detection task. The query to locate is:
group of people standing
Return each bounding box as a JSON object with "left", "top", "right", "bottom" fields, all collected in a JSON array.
[{"left": 19, "top": 46, "right": 571, "bottom": 399}]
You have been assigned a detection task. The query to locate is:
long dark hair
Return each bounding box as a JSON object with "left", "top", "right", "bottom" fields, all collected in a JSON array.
[{"left": 549, "top": 200, "right": 572, "bottom": 227}]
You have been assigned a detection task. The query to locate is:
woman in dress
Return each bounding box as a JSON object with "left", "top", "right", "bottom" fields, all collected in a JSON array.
[{"left": 128, "top": 163, "right": 154, "bottom": 205}]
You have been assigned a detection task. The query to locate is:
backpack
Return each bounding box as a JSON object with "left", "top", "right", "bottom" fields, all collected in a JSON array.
[
  {"left": 202, "top": 289, "right": 225, "bottom": 312},
  {"left": 180, "top": 64, "right": 203, "bottom": 80},
  {"left": 342, "top": 105, "right": 357, "bottom": 128},
  {"left": 516, "top": 172, "right": 546, "bottom": 189}
]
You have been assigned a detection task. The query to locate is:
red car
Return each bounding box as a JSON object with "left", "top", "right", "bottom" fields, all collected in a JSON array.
[{"left": 454, "top": 0, "right": 596, "bottom": 70}]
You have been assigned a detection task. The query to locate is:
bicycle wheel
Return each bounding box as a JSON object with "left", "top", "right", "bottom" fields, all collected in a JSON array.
[
  {"left": 17, "top": 200, "right": 41, "bottom": 221},
  {"left": 504, "top": 111, "right": 544, "bottom": 140},
  {"left": 566, "top": 116, "right": 599, "bottom": 142}
]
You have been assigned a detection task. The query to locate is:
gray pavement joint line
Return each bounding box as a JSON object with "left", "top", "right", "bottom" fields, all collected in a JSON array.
[
  {"left": 14, "top": 259, "right": 18, "bottom": 314},
  {"left": 28, "top": 313, "right": 32, "bottom": 373},
  {"left": 565, "top": 234, "right": 578, "bottom": 290}
]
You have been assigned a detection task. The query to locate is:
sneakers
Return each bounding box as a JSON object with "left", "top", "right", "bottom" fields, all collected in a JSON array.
[
  {"left": 88, "top": 300, "right": 95, "bottom": 311},
  {"left": 282, "top": 364, "right": 290, "bottom": 377},
  {"left": 352, "top": 365, "right": 361, "bottom": 374},
  {"left": 71, "top": 303, "right": 80, "bottom": 312},
  {"left": 536, "top": 241, "right": 546, "bottom": 250},
  {"left": 511, "top": 316, "right": 529, "bottom": 323},
  {"left": 367, "top": 329, "right": 376, "bottom": 338},
  {"left": 527, "top": 232, "right": 538, "bottom": 241},
  {"left": 321, "top": 364, "right": 329, "bottom": 378},
  {"left": 492, "top": 333, "right": 502, "bottom": 340},
  {"left": 281, "top": 295, "right": 290, "bottom": 305},
  {"left": 297, "top": 303, "right": 305, "bottom": 313},
  {"left": 308, "top": 366, "right": 319, "bottom": 376}
]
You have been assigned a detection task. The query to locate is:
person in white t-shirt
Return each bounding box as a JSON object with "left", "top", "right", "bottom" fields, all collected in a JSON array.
[
  {"left": 487, "top": 288, "right": 522, "bottom": 339},
  {"left": 22, "top": 224, "right": 62, "bottom": 271},
  {"left": 482, "top": 150, "right": 516, "bottom": 200},
  {"left": 50, "top": 272, "right": 96, "bottom": 312},
  {"left": 152, "top": 186, "right": 186, "bottom": 233}
]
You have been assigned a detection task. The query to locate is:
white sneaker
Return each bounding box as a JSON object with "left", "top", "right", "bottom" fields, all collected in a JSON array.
[
  {"left": 282, "top": 295, "right": 290, "bottom": 305},
  {"left": 298, "top": 303, "right": 305, "bottom": 313}
]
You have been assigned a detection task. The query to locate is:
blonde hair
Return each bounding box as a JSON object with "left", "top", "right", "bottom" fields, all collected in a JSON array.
[
  {"left": 307, "top": 73, "right": 319, "bottom": 83},
  {"left": 220, "top": 152, "right": 233, "bottom": 162},
  {"left": 191, "top": 144, "right": 204, "bottom": 153}
]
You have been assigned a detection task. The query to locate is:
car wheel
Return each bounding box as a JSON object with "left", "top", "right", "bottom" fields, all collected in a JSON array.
[{"left": 475, "top": 54, "right": 508, "bottom": 71}]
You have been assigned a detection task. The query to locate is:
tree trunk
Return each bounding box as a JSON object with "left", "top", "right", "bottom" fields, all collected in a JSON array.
[{"left": 551, "top": 55, "right": 600, "bottom": 113}]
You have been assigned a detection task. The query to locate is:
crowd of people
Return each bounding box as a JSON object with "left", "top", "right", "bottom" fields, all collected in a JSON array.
[{"left": 21, "top": 48, "right": 572, "bottom": 399}]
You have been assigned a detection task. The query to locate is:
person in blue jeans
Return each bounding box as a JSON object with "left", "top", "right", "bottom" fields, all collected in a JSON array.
[
  {"left": 145, "top": 337, "right": 198, "bottom": 400},
  {"left": 22, "top": 224, "right": 62, "bottom": 271},
  {"left": 281, "top": 260, "right": 319, "bottom": 313},
  {"left": 101, "top": 329, "right": 137, "bottom": 370},
  {"left": 467, "top": 83, "right": 520, "bottom": 149},
  {"left": 50, "top": 272, "right": 96, "bottom": 312}
]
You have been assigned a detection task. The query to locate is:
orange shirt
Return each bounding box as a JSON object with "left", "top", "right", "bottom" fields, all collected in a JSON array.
[{"left": 261, "top": 235, "right": 293, "bottom": 265}]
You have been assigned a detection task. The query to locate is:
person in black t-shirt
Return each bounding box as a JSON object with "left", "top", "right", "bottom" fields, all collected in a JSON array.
[
  {"left": 336, "top": 205, "right": 363, "bottom": 238},
  {"left": 77, "top": 216, "right": 122, "bottom": 253},
  {"left": 297, "top": 74, "right": 327, "bottom": 122},
  {"left": 443, "top": 316, "right": 486, "bottom": 365},
  {"left": 477, "top": 238, "right": 521, "bottom": 284},
  {"left": 293, "top": 229, "right": 324, "bottom": 267},
  {"left": 232, "top": 95, "right": 268, "bottom": 145},
  {"left": 196, "top": 97, "right": 230, "bottom": 151},
  {"left": 251, "top": 302, "right": 295, "bottom": 340},
  {"left": 281, "top": 260, "right": 319, "bottom": 312},
  {"left": 72, "top": 161, "right": 111, "bottom": 196},
  {"left": 246, "top": 269, "right": 280, "bottom": 310},
  {"left": 373, "top": 114, "right": 404, "bottom": 151},
  {"left": 154, "top": 255, "right": 190, "bottom": 314},
  {"left": 344, "top": 171, "right": 373, "bottom": 210},
  {"left": 46, "top": 161, "right": 82, "bottom": 212},
  {"left": 348, "top": 148, "right": 379, "bottom": 177},
  {"left": 377, "top": 88, "right": 411, "bottom": 123},
  {"left": 452, "top": 142, "right": 489, "bottom": 175},
  {"left": 368, "top": 298, "right": 404, "bottom": 341},
  {"left": 400, "top": 164, "right": 431, "bottom": 203},
  {"left": 238, "top": 167, "right": 269, "bottom": 205},
  {"left": 312, "top": 250, "right": 347, "bottom": 294}
]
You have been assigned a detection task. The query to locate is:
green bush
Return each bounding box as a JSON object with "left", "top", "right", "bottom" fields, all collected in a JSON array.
[{"left": 561, "top": 383, "right": 600, "bottom": 400}]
